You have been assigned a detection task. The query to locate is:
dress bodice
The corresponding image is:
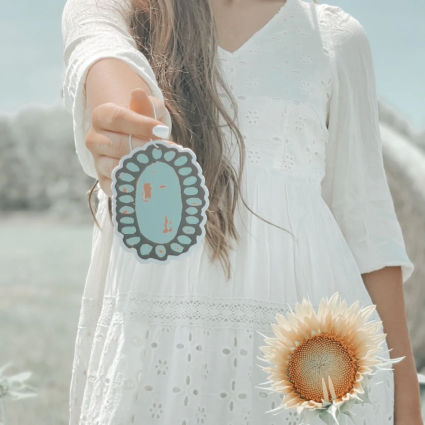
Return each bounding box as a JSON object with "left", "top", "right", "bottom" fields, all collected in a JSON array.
[{"left": 217, "top": 0, "right": 331, "bottom": 183}]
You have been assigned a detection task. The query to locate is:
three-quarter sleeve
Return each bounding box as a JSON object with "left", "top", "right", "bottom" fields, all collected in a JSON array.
[
  {"left": 320, "top": 6, "right": 414, "bottom": 283},
  {"left": 61, "top": 0, "right": 171, "bottom": 178}
]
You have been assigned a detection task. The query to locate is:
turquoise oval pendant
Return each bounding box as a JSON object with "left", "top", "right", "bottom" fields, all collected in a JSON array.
[{"left": 112, "top": 141, "right": 209, "bottom": 264}]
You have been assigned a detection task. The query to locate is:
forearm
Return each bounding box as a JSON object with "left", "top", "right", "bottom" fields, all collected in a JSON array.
[
  {"left": 85, "top": 58, "right": 153, "bottom": 116},
  {"left": 362, "top": 266, "right": 422, "bottom": 422}
]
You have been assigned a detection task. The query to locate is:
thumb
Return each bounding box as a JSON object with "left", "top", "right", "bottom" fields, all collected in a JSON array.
[
  {"left": 130, "top": 88, "right": 175, "bottom": 143},
  {"left": 130, "top": 88, "right": 170, "bottom": 126}
]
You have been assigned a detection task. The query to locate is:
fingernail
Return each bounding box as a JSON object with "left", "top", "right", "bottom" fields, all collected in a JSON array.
[{"left": 152, "top": 125, "right": 169, "bottom": 139}]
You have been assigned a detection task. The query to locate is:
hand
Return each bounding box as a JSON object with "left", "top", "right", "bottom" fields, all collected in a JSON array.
[{"left": 86, "top": 88, "right": 177, "bottom": 196}]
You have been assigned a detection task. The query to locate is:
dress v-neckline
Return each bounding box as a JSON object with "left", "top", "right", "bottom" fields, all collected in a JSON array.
[{"left": 217, "top": 0, "right": 294, "bottom": 57}]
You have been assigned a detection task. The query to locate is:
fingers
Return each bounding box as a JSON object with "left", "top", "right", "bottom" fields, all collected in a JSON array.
[
  {"left": 148, "top": 95, "right": 169, "bottom": 123},
  {"left": 87, "top": 128, "right": 178, "bottom": 160},
  {"left": 98, "top": 176, "right": 113, "bottom": 197},
  {"left": 95, "top": 153, "right": 118, "bottom": 197},
  {"left": 130, "top": 88, "right": 169, "bottom": 123},
  {"left": 88, "top": 128, "right": 147, "bottom": 159},
  {"left": 91, "top": 102, "right": 168, "bottom": 142},
  {"left": 130, "top": 88, "right": 155, "bottom": 117},
  {"left": 97, "top": 154, "right": 120, "bottom": 180}
]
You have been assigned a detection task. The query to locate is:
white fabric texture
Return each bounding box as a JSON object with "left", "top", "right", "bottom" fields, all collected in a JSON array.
[{"left": 62, "top": 0, "right": 414, "bottom": 424}]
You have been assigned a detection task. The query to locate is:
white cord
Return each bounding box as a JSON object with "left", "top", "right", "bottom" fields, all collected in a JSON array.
[{"left": 150, "top": 96, "right": 158, "bottom": 121}]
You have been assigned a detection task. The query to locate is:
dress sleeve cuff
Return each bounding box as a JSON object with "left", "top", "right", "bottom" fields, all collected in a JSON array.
[{"left": 340, "top": 215, "right": 415, "bottom": 283}]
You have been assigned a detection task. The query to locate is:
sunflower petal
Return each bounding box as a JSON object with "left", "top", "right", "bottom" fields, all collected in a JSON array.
[
  {"left": 328, "top": 375, "right": 337, "bottom": 401},
  {"left": 322, "top": 377, "right": 330, "bottom": 402}
]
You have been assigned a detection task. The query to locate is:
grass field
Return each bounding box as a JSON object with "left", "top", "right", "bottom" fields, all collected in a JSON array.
[
  {"left": 0, "top": 214, "right": 424, "bottom": 424},
  {"left": 0, "top": 214, "right": 92, "bottom": 425}
]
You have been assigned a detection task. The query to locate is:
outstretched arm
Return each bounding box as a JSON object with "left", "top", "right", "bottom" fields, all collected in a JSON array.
[{"left": 62, "top": 0, "right": 172, "bottom": 179}]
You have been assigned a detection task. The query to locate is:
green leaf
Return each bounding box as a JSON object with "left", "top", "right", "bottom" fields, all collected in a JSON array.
[
  {"left": 300, "top": 408, "right": 321, "bottom": 423},
  {"left": 328, "top": 404, "right": 340, "bottom": 425},
  {"left": 318, "top": 411, "right": 336, "bottom": 425},
  {"left": 357, "top": 387, "right": 374, "bottom": 406},
  {"left": 338, "top": 398, "right": 356, "bottom": 413},
  {"left": 322, "top": 399, "right": 332, "bottom": 408},
  {"left": 318, "top": 408, "right": 344, "bottom": 425},
  {"left": 340, "top": 410, "right": 357, "bottom": 424}
]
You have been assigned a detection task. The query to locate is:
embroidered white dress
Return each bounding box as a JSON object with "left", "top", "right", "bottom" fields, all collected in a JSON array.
[{"left": 62, "top": 0, "right": 414, "bottom": 424}]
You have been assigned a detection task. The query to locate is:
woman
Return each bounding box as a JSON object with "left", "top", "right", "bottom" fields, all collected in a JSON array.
[{"left": 61, "top": 0, "right": 423, "bottom": 423}]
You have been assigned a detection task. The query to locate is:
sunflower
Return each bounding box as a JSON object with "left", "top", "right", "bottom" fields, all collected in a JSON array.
[{"left": 257, "top": 292, "right": 404, "bottom": 424}]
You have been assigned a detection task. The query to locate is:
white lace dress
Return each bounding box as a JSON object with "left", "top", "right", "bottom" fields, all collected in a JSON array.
[{"left": 61, "top": 0, "right": 414, "bottom": 424}]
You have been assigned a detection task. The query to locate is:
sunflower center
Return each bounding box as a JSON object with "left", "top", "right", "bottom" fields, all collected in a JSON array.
[{"left": 287, "top": 332, "right": 358, "bottom": 402}]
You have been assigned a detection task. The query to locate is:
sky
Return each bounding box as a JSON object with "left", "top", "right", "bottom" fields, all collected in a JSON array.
[{"left": 1, "top": 0, "right": 424, "bottom": 131}]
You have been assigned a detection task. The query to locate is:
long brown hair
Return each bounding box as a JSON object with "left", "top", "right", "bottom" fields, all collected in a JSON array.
[{"left": 89, "top": 0, "right": 301, "bottom": 278}]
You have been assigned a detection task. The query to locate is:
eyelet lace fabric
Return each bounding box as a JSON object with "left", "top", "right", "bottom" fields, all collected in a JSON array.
[
  {"left": 73, "top": 292, "right": 394, "bottom": 425},
  {"left": 78, "top": 293, "right": 385, "bottom": 332},
  {"left": 62, "top": 0, "right": 414, "bottom": 423}
]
